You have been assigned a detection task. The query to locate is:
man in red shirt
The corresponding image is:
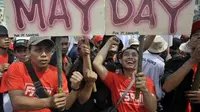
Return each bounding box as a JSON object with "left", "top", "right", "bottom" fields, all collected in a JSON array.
[
  {"left": 0, "top": 25, "right": 13, "bottom": 77},
  {"left": 13, "top": 39, "right": 29, "bottom": 62},
  {"left": 0, "top": 38, "right": 29, "bottom": 112},
  {"left": 162, "top": 20, "right": 200, "bottom": 112},
  {"left": 93, "top": 37, "right": 157, "bottom": 112},
  {"left": 6, "top": 37, "right": 83, "bottom": 112},
  {"left": 0, "top": 25, "right": 14, "bottom": 112}
]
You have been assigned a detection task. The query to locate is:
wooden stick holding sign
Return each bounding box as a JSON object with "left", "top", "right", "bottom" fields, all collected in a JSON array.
[
  {"left": 135, "top": 35, "right": 145, "bottom": 99},
  {"left": 191, "top": 65, "right": 200, "bottom": 90},
  {"left": 83, "top": 37, "right": 97, "bottom": 92},
  {"left": 56, "top": 37, "right": 63, "bottom": 93}
]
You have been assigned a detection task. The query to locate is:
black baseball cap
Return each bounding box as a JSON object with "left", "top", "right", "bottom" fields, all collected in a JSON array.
[
  {"left": 14, "top": 39, "right": 28, "bottom": 50},
  {"left": 0, "top": 25, "right": 8, "bottom": 37}
]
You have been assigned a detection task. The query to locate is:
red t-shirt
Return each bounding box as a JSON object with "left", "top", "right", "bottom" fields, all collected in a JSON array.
[
  {"left": 6, "top": 62, "right": 69, "bottom": 112},
  {"left": 0, "top": 71, "right": 8, "bottom": 93},
  {"left": 0, "top": 53, "right": 8, "bottom": 64},
  {"left": 103, "top": 71, "right": 156, "bottom": 112},
  {"left": 0, "top": 53, "right": 9, "bottom": 92}
]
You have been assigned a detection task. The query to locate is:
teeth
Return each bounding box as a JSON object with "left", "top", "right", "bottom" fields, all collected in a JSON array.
[{"left": 127, "top": 61, "right": 133, "bottom": 64}]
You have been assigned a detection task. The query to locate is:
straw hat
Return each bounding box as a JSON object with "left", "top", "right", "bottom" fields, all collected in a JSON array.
[
  {"left": 129, "top": 38, "right": 139, "bottom": 47},
  {"left": 148, "top": 35, "right": 168, "bottom": 53},
  {"left": 179, "top": 40, "right": 192, "bottom": 53},
  {"left": 179, "top": 20, "right": 200, "bottom": 53}
]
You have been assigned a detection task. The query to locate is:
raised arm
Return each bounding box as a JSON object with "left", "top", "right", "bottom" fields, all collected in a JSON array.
[
  {"left": 93, "top": 37, "right": 119, "bottom": 80},
  {"left": 77, "top": 41, "right": 97, "bottom": 104},
  {"left": 162, "top": 58, "right": 195, "bottom": 92},
  {"left": 143, "top": 35, "right": 156, "bottom": 51},
  {"left": 162, "top": 46, "right": 200, "bottom": 92}
]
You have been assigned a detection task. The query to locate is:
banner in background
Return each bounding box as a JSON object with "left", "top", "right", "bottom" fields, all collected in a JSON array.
[
  {"left": 3, "top": 0, "right": 196, "bottom": 37},
  {"left": 3, "top": 0, "right": 105, "bottom": 37},
  {"left": 105, "top": 0, "right": 195, "bottom": 35}
]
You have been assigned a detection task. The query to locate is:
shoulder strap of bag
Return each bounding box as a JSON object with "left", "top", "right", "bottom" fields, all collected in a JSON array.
[
  {"left": 24, "top": 62, "right": 49, "bottom": 98},
  {"left": 24, "top": 62, "right": 61, "bottom": 112},
  {"left": 8, "top": 50, "right": 14, "bottom": 64},
  {"left": 111, "top": 78, "right": 135, "bottom": 112}
]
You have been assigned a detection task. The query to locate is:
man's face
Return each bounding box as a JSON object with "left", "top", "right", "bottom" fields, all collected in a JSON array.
[
  {"left": 120, "top": 49, "right": 138, "bottom": 70},
  {"left": 61, "top": 38, "right": 69, "bottom": 55},
  {"left": 30, "top": 41, "right": 54, "bottom": 68},
  {"left": 0, "top": 37, "right": 11, "bottom": 48},
  {"left": 15, "top": 47, "right": 29, "bottom": 62}
]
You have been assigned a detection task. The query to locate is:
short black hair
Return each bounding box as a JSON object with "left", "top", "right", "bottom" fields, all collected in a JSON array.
[
  {"left": 118, "top": 47, "right": 139, "bottom": 59},
  {"left": 51, "top": 36, "right": 68, "bottom": 43}
]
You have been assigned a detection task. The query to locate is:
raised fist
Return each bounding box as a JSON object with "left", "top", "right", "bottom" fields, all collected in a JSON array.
[{"left": 70, "top": 71, "right": 83, "bottom": 90}]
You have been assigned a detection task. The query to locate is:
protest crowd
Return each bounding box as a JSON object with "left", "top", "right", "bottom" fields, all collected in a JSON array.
[{"left": 1, "top": 1, "right": 200, "bottom": 112}]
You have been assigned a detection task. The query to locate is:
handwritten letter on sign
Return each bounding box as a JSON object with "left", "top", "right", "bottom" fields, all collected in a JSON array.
[
  {"left": 3, "top": 0, "right": 196, "bottom": 36},
  {"left": 105, "top": 0, "right": 195, "bottom": 35},
  {"left": 4, "top": 0, "right": 105, "bottom": 37}
]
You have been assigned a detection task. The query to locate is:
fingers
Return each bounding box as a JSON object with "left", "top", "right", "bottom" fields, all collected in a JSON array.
[
  {"left": 81, "top": 44, "right": 90, "bottom": 50},
  {"left": 4, "top": 63, "right": 10, "bottom": 67},
  {"left": 187, "top": 97, "right": 200, "bottom": 104},
  {"left": 111, "top": 36, "right": 120, "bottom": 44},
  {"left": 53, "top": 93, "right": 67, "bottom": 109},
  {"left": 70, "top": 77, "right": 81, "bottom": 85},
  {"left": 135, "top": 72, "right": 145, "bottom": 82},
  {"left": 70, "top": 72, "right": 83, "bottom": 90},
  {"left": 0, "top": 63, "right": 10, "bottom": 72},
  {"left": 185, "top": 91, "right": 200, "bottom": 96},
  {"left": 188, "top": 97, "right": 199, "bottom": 101},
  {"left": 135, "top": 72, "right": 145, "bottom": 77},
  {"left": 72, "top": 72, "right": 83, "bottom": 81},
  {"left": 56, "top": 102, "right": 66, "bottom": 109},
  {"left": 91, "top": 71, "right": 97, "bottom": 78},
  {"left": 73, "top": 71, "right": 82, "bottom": 77},
  {"left": 54, "top": 93, "right": 66, "bottom": 98},
  {"left": 85, "top": 70, "right": 97, "bottom": 81},
  {"left": 135, "top": 72, "right": 146, "bottom": 91},
  {"left": 185, "top": 91, "right": 200, "bottom": 104},
  {"left": 186, "top": 90, "right": 199, "bottom": 94},
  {"left": 135, "top": 81, "right": 146, "bottom": 86},
  {"left": 186, "top": 93, "right": 198, "bottom": 97},
  {"left": 0, "top": 65, "right": 4, "bottom": 72},
  {"left": 135, "top": 77, "right": 146, "bottom": 82}
]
